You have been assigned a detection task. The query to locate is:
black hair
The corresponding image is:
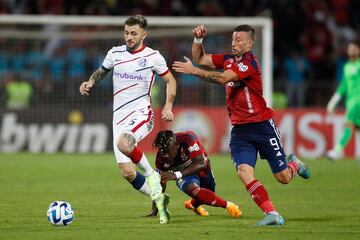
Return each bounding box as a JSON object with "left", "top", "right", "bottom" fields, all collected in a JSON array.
[
  {"left": 124, "top": 15, "right": 148, "bottom": 30},
  {"left": 153, "top": 130, "right": 175, "bottom": 154},
  {"left": 350, "top": 39, "right": 360, "bottom": 48},
  {"left": 234, "top": 24, "right": 255, "bottom": 40}
]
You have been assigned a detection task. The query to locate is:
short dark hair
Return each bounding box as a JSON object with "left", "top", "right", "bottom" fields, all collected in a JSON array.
[
  {"left": 124, "top": 15, "right": 148, "bottom": 30},
  {"left": 153, "top": 130, "right": 175, "bottom": 154},
  {"left": 234, "top": 24, "right": 255, "bottom": 40},
  {"left": 350, "top": 39, "right": 360, "bottom": 48}
]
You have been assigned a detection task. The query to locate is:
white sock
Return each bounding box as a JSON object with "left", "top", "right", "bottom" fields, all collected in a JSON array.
[
  {"left": 136, "top": 154, "right": 154, "bottom": 177},
  {"left": 268, "top": 211, "right": 279, "bottom": 215},
  {"left": 138, "top": 182, "right": 151, "bottom": 196}
]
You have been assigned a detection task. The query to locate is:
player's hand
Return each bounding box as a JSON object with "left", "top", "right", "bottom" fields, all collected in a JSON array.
[
  {"left": 326, "top": 92, "right": 341, "bottom": 114},
  {"left": 326, "top": 103, "right": 335, "bottom": 114},
  {"left": 172, "top": 56, "right": 195, "bottom": 74},
  {"left": 161, "top": 106, "right": 174, "bottom": 121},
  {"left": 79, "top": 79, "right": 95, "bottom": 96},
  {"left": 160, "top": 171, "right": 177, "bottom": 182},
  {"left": 193, "top": 25, "right": 207, "bottom": 38}
]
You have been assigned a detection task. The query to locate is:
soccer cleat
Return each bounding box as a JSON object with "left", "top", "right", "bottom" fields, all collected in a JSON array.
[
  {"left": 184, "top": 199, "right": 209, "bottom": 216},
  {"left": 326, "top": 148, "right": 343, "bottom": 161},
  {"left": 155, "top": 193, "right": 171, "bottom": 224},
  {"left": 225, "top": 202, "right": 242, "bottom": 218},
  {"left": 256, "top": 213, "right": 284, "bottom": 226},
  {"left": 287, "top": 153, "right": 311, "bottom": 179},
  {"left": 146, "top": 171, "right": 162, "bottom": 201}
]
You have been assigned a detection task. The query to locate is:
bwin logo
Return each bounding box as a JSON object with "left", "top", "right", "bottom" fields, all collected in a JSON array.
[{"left": 114, "top": 72, "right": 144, "bottom": 81}]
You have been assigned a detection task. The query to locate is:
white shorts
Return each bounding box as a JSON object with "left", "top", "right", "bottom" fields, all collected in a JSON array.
[{"left": 113, "top": 108, "right": 154, "bottom": 163}]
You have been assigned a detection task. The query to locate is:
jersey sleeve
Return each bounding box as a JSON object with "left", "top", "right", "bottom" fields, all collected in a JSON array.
[
  {"left": 152, "top": 52, "right": 169, "bottom": 76},
  {"left": 186, "top": 139, "right": 204, "bottom": 159},
  {"left": 211, "top": 54, "right": 225, "bottom": 69},
  {"left": 101, "top": 48, "right": 114, "bottom": 70},
  {"left": 336, "top": 67, "right": 347, "bottom": 97},
  {"left": 229, "top": 59, "right": 257, "bottom": 81}
]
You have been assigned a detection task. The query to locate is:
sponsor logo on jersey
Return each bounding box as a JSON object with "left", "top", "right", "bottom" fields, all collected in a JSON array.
[
  {"left": 227, "top": 81, "right": 242, "bottom": 87},
  {"left": 114, "top": 71, "right": 145, "bottom": 81},
  {"left": 238, "top": 62, "right": 248, "bottom": 72},
  {"left": 226, "top": 64, "right": 232, "bottom": 68},
  {"left": 188, "top": 143, "right": 200, "bottom": 152},
  {"left": 138, "top": 58, "right": 148, "bottom": 67}
]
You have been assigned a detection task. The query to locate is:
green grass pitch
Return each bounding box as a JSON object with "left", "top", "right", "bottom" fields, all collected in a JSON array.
[{"left": 0, "top": 153, "right": 360, "bottom": 240}]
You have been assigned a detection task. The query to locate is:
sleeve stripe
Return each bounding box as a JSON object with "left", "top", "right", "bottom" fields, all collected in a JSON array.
[
  {"left": 101, "top": 65, "right": 111, "bottom": 71},
  {"left": 158, "top": 69, "right": 169, "bottom": 76}
]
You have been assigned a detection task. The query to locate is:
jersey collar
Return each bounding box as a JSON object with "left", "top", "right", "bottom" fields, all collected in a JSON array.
[
  {"left": 241, "top": 51, "right": 252, "bottom": 61},
  {"left": 127, "top": 45, "right": 146, "bottom": 54}
]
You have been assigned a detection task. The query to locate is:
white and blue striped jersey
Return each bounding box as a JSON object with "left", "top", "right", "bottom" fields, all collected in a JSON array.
[{"left": 101, "top": 45, "right": 169, "bottom": 121}]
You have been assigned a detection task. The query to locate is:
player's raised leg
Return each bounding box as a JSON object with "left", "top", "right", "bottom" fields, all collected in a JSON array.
[{"left": 286, "top": 154, "right": 310, "bottom": 179}]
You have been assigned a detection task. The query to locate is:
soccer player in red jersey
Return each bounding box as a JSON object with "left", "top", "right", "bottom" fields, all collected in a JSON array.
[
  {"left": 148, "top": 130, "right": 241, "bottom": 218},
  {"left": 172, "top": 25, "right": 311, "bottom": 226}
]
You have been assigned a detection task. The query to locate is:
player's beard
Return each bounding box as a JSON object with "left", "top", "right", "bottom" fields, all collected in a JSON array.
[
  {"left": 232, "top": 49, "right": 243, "bottom": 58},
  {"left": 127, "top": 41, "right": 141, "bottom": 52}
]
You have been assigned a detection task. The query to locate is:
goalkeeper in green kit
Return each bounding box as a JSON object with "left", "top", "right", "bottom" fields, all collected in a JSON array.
[{"left": 326, "top": 40, "right": 360, "bottom": 160}]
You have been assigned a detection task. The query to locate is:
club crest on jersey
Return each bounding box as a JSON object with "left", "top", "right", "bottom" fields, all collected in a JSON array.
[
  {"left": 138, "top": 58, "right": 148, "bottom": 67},
  {"left": 188, "top": 143, "right": 200, "bottom": 152},
  {"left": 238, "top": 62, "right": 248, "bottom": 72}
]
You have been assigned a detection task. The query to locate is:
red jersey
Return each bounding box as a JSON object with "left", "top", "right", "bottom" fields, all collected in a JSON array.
[
  {"left": 212, "top": 51, "right": 274, "bottom": 124},
  {"left": 155, "top": 131, "right": 210, "bottom": 177}
]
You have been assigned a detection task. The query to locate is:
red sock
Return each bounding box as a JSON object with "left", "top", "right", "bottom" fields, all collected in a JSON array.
[
  {"left": 246, "top": 179, "right": 275, "bottom": 213},
  {"left": 189, "top": 187, "right": 227, "bottom": 208},
  {"left": 288, "top": 162, "right": 299, "bottom": 179},
  {"left": 128, "top": 146, "right": 143, "bottom": 164}
]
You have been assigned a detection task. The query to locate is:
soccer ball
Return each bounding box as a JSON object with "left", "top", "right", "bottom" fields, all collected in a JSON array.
[{"left": 47, "top": 200, "right": 74, "bottom": 226}]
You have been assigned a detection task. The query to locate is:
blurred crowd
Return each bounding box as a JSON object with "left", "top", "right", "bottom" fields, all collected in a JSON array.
[{"left": 0, "top": 0, "right": 359, "bottom": 109}]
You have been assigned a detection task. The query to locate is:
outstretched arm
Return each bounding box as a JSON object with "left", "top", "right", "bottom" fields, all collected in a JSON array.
[
  {"left": 160, "top": 72, "right": 176, "bottom": 121},
  {"left": 326, "top": 92, "right": 342, "bottom": 113},
  {"left": 327, "top": 77, "right": 346, "bottom": 113},
  {"left": 192, "top": 25, "right": 214, "bottom": 68},
  {"left": 172, "top": 57, "right": 239, "bottom": 85},
  {"left": 79, "top": 67, "right": 109, "bottom": 95},
  {"left": 160, "top": 155, "right": 207, "bottom": 182}
]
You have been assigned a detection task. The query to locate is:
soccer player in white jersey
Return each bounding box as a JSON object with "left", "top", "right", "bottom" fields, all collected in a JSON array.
[{"left": 79, "top": 15, "right": 176, "bottom": 224}]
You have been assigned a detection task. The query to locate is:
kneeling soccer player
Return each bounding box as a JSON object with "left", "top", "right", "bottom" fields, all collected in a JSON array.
[{"left": 148, "top": 130, "right": 241, "bottom": 218}]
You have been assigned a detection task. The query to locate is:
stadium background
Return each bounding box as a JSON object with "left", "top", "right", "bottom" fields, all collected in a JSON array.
[{"left": 0, "top": 0, "right": 360, "bottom": 158}]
